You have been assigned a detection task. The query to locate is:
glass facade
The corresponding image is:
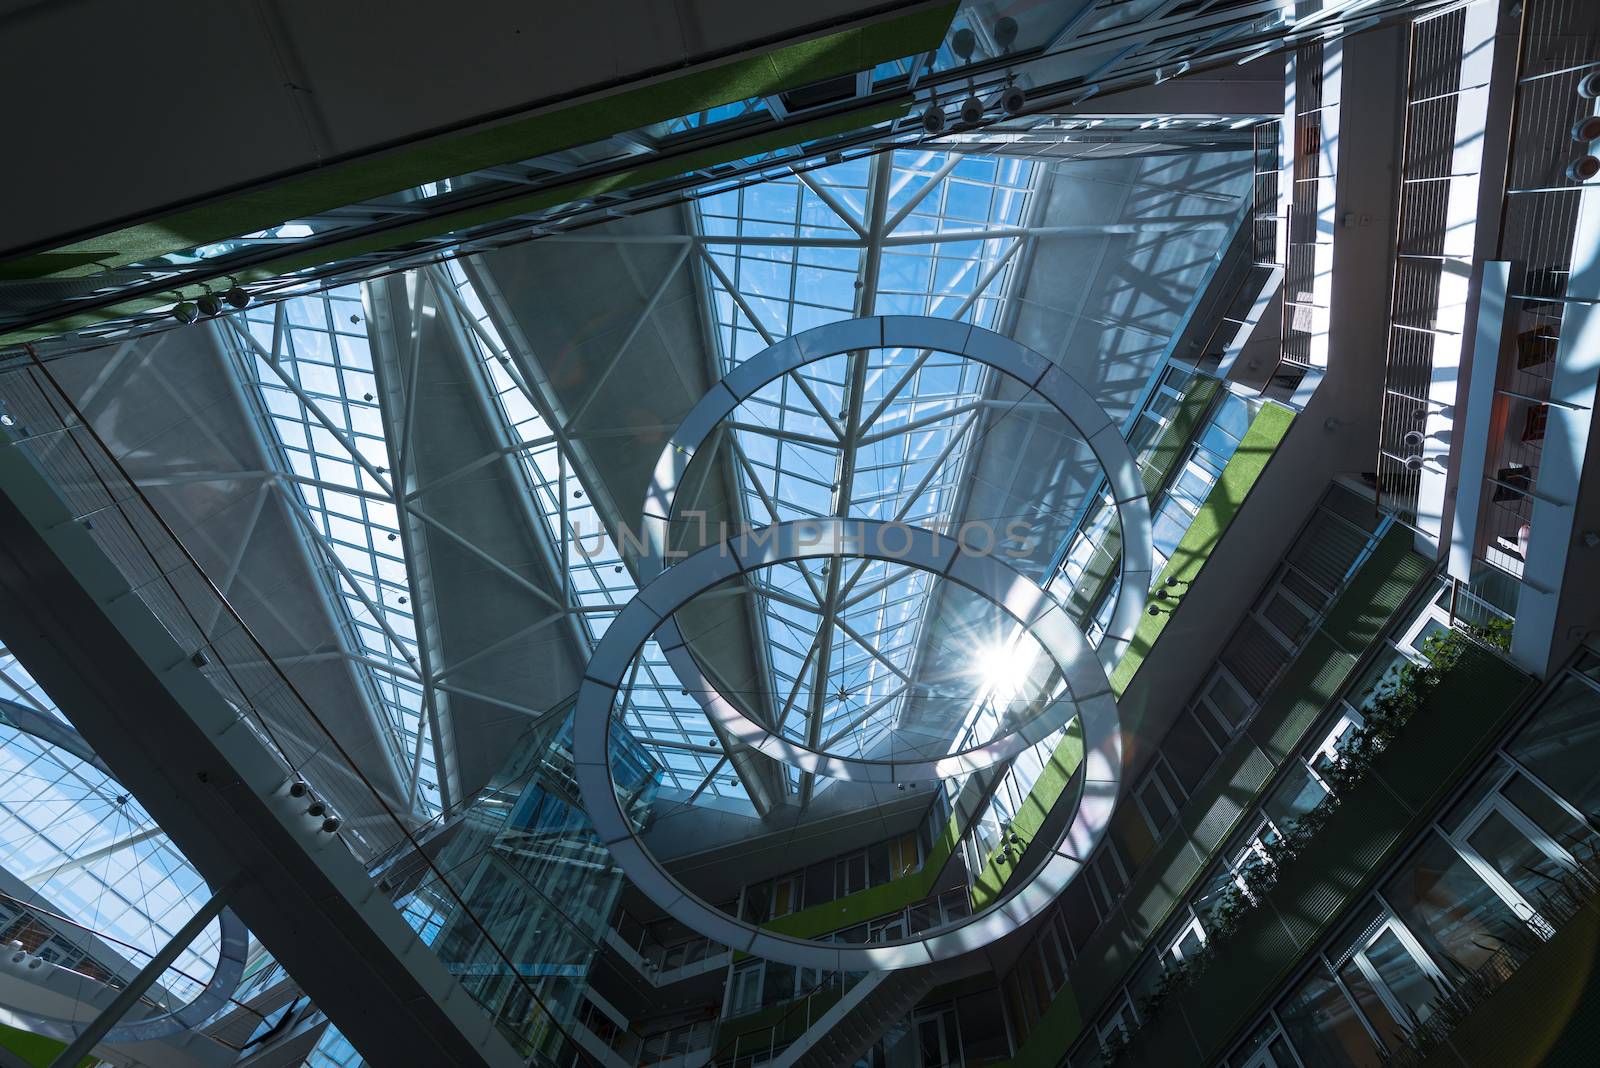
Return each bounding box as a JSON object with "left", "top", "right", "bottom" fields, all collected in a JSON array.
[{"left": 415, "top": 712, "right": 658, "bottom": 1060}]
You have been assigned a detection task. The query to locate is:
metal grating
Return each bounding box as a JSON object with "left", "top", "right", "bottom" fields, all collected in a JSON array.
[{"left": 1252, "top": 121, "right": 1282, "bottom": 267}]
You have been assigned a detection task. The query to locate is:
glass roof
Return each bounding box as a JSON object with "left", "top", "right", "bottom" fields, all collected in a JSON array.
[
  {"left": 230, "top": 290, "right": 441, "bottom": 816},
  {"left": 442, "top": 263, "right": 742, "bottom": 802},
  {"left": 0, "top": 647, "right": 222, "bottom": 1003},
  {"left": 690, "top": 149, "right": 1038, "bottom": 794}
]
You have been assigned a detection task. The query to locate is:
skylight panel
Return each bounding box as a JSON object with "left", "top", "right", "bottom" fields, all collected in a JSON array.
[
  {"left": 690, "top": 150, "right": 1038, "bottom": 788},
  {"left": 231, "top": 289, "right": 442, "bottom": 816}
]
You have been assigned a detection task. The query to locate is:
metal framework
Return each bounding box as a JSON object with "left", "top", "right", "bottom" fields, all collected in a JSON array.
[{"left": 641, "top": 315, "right": 1152, "bottom": 781}]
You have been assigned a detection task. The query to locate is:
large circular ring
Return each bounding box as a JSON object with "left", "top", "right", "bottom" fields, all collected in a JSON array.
[
  {"left": 639, "top": 315, "right": 1151, "bottom": 778},
  {"left": 0, "top": 703, "right": 250, "bottom": 1044},
  {"left": 573, "top": 518, "right": 1122, "bottom": 970}
]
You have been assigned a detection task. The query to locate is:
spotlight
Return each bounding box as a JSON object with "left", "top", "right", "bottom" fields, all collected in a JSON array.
[
  {"left": 994, "top": 16, "right": 1018, "bottom": 50},
  {"left": 321, "top": 816, "right": 342, "bottom": 833},
  {"left": 960, "top": 95, "right": 985, "bottom": 125},
  {"left": 224, "top": 286, "right": 253, "bottom": 309},
  {"left": 307, "top": 800, "right": 327, "bottom": 818},
  {"left": 1567, "top": 155, "right": 1600, "bottom": 182},
  {"left": 1574, "top": 115, "right": 1600, "bottom": 142},
  {"left": 921, "top": 106, "right": 947, "bottom": 135},
  {"left": 951, "top": 27, "right": 977, "bottom": 62},
  {"left": 1403, "top": 429, "right": 1425, "bottom": 448},
  {"left": 172, "top": 302, "right": 200, "bottom": 325},
  {"left": 1000, "top": 86, "right": 1026, "bottom": 116},
  {"left": 197, "top": 293, "right": 224, "bottom": 318},
  {"left": 289, "top": 779, "right": 309, "bottom": 798},
  {"left": 1579, "top": 71, "right": 1600, "bottom": 99},
  {"left": 1404, "top": 454, "right": 1425, "bottom": 472}
]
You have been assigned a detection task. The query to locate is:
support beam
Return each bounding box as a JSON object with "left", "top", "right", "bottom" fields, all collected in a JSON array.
[
  {"left": 0, "top": 427, "right": 525, "bottom": 1067},
  {"left": 48, "top": 885, "right": 233, "bottom": 1068}
]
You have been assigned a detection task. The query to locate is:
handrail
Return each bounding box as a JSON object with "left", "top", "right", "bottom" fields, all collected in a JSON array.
[{"left": 8, "top": 350, "right": 591, "bottom": 1062}]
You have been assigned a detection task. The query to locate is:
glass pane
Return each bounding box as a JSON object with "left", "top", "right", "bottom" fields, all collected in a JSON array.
[
  {"left": 1507, "top": 675, "right": 1600, "bottom": 819},
  {"left": 1465, "top": 809, "right": 1566, "bottom": 905},
  {"left": 1382, "top": 831, "right": 1525, "bottom": 975},
  {"left": 1502, "top": 773, "right": 1591, "bottom": 852},
  {"left": 1276, "top": 965, "right": 1383, "bottom": 1067},
  {"left": 1440, "top": 764, "right": 1506, "bottom": 834},
  {"left": 1336, "top": 959, "right": 1404, "bottom": 1050},
  {"left": 1265, "top": 762, "right": 1330, "bottom": 830},
  {"left": 1208, "top": 675, "right": 1252, "bottom": 730},
  {"left": 1363, "top": 928, "right": 1439, "bottom": 1029},
  {"left": 1262, "top": 590, "right": 1313, "bottom": 644}
]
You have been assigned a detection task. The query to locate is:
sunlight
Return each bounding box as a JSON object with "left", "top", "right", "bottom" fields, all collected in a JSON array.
[{"left": 976, "top": 639, "right": 1037, "bottom": 699}]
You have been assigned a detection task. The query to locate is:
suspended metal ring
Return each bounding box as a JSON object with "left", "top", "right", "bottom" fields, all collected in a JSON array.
[
  {"left": 639, "top": 315, "right": 1150, "bottom": 779},
  {"left": 0, "top": 704, "right": 249, "bottom": 1044},
  {"left": 573, "top": 518, "right": 1122, "bottom": 970}
]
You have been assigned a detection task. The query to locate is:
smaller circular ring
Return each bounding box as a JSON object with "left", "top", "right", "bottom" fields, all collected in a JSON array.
[
  {"left": 654, "top": 519, "right": 1098, "bottom": 782},
  {"left": 574, "top": 518, "right": 1123, "bottom": 971},
  {"left": 640, "top": 316, "right": 1153, "bottom": 668}
]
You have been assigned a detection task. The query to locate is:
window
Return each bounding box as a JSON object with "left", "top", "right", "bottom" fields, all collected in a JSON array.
[
  {"left": 1379, "top": 829, "right": 1524, "bottom": 978},
  {"left": 1162, "top": 911, "right": 1207, "bottom": 966},
  {"left": 1193, "top": 819, "right": 1282, "bottom": 929},
  {"left": 1325, "top": 902, "right": 1444, "bottom": 1051},
  {"left": 835, "top": 850, "right": 868, "bottom": 897},
  {"left": 1135, "top": 754, "right": 1187, "bottom": 838},
  {"left": 1085, "top": 842, "right": 1130, "bottom": 920},
  {"left": 1096, "top": 991, "right": 1138, "bottom": 1048},
  {"left": 1228, "top": 1018, "right": 1302, "bottom": 1068},
  {"left": 1275, "top": 964, "right": 1383, "bottom": 1067},
  {"left": 887, "top": 831, "right": 920, "bottom": 879},
  {"left": 1193, "top": 668, "right": 1254, "bottom": 744},
  {"left": 1506, "top": 670, "right": 1600, "bottom": 818},
  {"left": 1438, "top": 761, "right": 1590, "bottom": 937},
  {"left": 726, "top": 961, "right": 763, "bottom": 1017},
  {"left": 771, "top": 873, "right": 801, "bottom": 918},
  {"left": 914, "top": 1005, "right": 962, "bottom": 1068}
]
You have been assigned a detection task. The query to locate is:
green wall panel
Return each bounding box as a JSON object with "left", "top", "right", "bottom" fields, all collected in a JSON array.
[
  {"left": 1321, "top": 526, "right": 1431, "bottom": 655},
  {"left": 1245, "top": 637, "right": 1358, "bottom": 766},
  {"left": 1110, "top": 404, "right": 1296, "bottom": 695}
]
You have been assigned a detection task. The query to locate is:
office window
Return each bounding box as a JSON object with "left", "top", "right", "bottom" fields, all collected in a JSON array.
[
  {"left": 1380, "top": 830, "right": 1525, "bottom": 976},
  {"left": 1325, "top": 902, "right": 1444, "bottom": 1051},
  {"left": 1086, "top": 841, "right": 1130, "bottom": 920},
  {"left": 835, "top": 850, "right": 868, "bottom": 897},
  {"left": 1096, "top": 990, "right": 1139, "bottom": 1048},
  {"left": 1506, "top": 671, "right": 1600, "bottom": 818},
  {"left": 887, "top": 830, "right": 920, "bottom": 879},
  {"left": 1193, "top": 668, "right": 1255, "bottom": 744},
  {"left": 727, "top": 960, "right": 762, "bottom": 1016},
  {"left": 1275, "top": 964, "right": 1383, "bottom": 1067},
  {"left": 771, "top": 874, "right": 801, "bottom": 918},
  {"left": 1135, "top": 754, "right": 1188, "bottom": 838}
]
